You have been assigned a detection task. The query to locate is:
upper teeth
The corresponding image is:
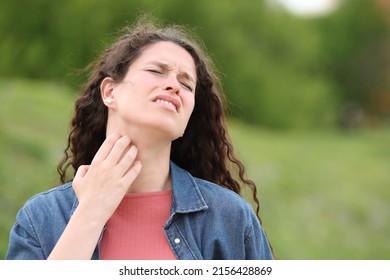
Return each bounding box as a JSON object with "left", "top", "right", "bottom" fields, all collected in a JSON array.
[{"left": 155, "top": 99, "right": 177, "bottom": 111}]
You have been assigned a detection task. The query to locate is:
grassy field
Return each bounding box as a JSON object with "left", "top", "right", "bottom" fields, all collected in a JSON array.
[
  {"left": 1, "top": 79, "right": 389, "bottom": 259},
  {"left": 230, "top": 121, "right": 390, "bottom": 259}
]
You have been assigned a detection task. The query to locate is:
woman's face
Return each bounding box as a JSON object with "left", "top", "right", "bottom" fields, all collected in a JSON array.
[{"left": 105, "top": 41, "right": 197, "bottom": 140}]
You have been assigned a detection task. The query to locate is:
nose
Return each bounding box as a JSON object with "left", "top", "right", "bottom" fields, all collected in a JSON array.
[{"left": 163, "top": 74, "right": 181, "bottom": 95}]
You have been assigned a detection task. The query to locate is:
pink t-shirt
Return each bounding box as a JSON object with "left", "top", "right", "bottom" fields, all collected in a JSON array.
[{"left": 99, "top": 189, "right": 176, "bottom": 260}]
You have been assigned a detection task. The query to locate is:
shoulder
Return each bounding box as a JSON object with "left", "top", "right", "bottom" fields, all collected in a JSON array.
[
  {"left": 22, "top": 182, "right": 77, "bottom": 217},
  {"left": 170, "top": 161, "right": 255, "bottom": 217},
  {"left": 189, "top": 177, "right": 273, "bottom": 259},
  {"left": 7, "top": 183, "right": 77, "bottom": 259},
  {"left": 194, "top": 178, "right": 273, "bottom": 259},
  {"left": 25, "top": 182, "right": 75, "bottom": 205},
  {"left": 193, "top": 177, "right": 255, "bottom": 218}
]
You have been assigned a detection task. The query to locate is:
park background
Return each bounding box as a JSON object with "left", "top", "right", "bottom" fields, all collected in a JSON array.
[{"left": 0, "top": 0, "right": 389, "bottom": 259}]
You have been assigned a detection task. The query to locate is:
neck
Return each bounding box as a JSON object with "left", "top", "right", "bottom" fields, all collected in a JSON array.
[
  {"left": 107, "top": 126, "right": 173, "bottom": 193},
  {"left": 130, "top": 144, "right": 172, "bottom": 193}
]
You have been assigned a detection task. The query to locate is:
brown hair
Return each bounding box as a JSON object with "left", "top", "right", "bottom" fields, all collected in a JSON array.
[{"left": 58, "top": 18, "right": 271, "bottom": 251}]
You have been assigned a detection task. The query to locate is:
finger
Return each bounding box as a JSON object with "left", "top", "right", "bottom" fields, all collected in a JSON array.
[
  {"left": 121, "top": 161, "right": 142, "bottom": 189},
  {"left": 91, "top": 133, "right": 122, "bottom": 163},
  {"left": 106, "top": 135, "right": 132, "bottom": 164},
  {"left": 74, "top": 165, "right": 90, "bottom": 179},
  {"left": 117, "top": 145, "right": 138, "bottom": 175}
]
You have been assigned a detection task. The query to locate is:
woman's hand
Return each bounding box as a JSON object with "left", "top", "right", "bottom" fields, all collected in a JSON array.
[
  {"left": 73, "top": 133, "right": 142, "bottom": 224},
  {"left": 48, "top": 134, "right": 141, "bottom": 259}
]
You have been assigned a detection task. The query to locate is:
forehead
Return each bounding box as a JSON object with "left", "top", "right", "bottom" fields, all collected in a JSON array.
[{"left": 132, "top": 41, "right": 196, "bottom": 78}]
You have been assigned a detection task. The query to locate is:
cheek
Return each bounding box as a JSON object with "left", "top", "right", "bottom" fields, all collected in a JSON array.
[
  {"left": 127, "top": 73, "right": 158, "bottom": 92},
  {"left": 184, "top": 94, "right": 195, "bottom": 116}
]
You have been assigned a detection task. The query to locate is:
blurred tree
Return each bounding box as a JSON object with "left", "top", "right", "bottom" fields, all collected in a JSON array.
[{"left": 316, "top": 0, "right": 390, "bottom": 128}]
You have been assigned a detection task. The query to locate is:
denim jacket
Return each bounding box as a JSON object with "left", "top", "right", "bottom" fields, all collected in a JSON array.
[{"left": 6, "top": 162, "right": 273, "bottom": 260}]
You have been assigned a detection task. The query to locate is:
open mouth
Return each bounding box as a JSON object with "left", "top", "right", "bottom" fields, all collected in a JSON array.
[
  {"left": 153, "top": 95, "right": 180, "bottom": 113},
  {"left": 154, "top": 99, "right": 177, "bottom": 111}
]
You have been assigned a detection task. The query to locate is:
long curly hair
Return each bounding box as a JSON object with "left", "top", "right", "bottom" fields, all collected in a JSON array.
[{"left": 58, "top": 19, "right": 270, "bottom": 246}]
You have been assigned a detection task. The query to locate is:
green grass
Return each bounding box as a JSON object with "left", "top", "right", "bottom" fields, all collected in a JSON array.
[
  {"left": 229, "top": 122, "right": 390, "bottom": 259},
  {"left": 1, "top": 79, "right": 389, "bottom": 259},
  {"left": 0, "top": 79, "right": 74, "bottom": 258}
]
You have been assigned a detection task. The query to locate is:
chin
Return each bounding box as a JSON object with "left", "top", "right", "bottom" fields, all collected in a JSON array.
[
  {"left": 148, "top": 124, "right": 183, "bottom": 141},
  {"left": 152, "top": 118, "right": 185, "bottom": 135},
  {"left": 166, "top": 130, "right": 184, "bottom": 141}
]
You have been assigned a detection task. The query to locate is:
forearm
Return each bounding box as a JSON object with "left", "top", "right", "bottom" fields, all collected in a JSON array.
[{"left": 47, "top": 206, "right": 105, "bottom": 260}]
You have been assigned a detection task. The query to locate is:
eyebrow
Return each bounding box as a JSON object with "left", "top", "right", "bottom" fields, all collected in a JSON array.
[{"left": 149, "top": 62, "right": 196, "bottom": 85}]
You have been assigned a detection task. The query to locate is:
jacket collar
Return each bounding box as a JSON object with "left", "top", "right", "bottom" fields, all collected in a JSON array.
[{"left": 170, "top": 161, "right": 209, "bottom": 214}]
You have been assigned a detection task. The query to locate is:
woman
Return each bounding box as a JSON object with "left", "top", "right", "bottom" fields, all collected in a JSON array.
[{"left": 6, "top": 19, "right": 273, "bottom": 260}]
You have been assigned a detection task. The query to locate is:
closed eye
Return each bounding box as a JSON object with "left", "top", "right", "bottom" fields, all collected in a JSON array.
[
  {"left": 145, "top": 65, "right": 195, "bottom": 92},
  {"left": 180, "top": 82, "right": 193, "bottom": 92},
  {"left": 146, "top": 69, "right": 163, "bottom": 74}
]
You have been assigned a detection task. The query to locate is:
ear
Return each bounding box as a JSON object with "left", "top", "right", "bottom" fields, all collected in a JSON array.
[{"left": 100, "top": 77, "right": 116, "bottom": 108}]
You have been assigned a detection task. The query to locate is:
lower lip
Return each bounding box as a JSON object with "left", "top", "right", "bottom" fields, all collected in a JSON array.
[{"left": 154, "top": 101, "right": 178, "bottom": 113}]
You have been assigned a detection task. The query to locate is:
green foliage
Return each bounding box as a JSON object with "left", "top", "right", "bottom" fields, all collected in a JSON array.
[
  {"left": 315, "top": 0, "right": 390, "bottom": 126},
  {"left": 1, "top": 79, "right": 389, "bottom": 259}
]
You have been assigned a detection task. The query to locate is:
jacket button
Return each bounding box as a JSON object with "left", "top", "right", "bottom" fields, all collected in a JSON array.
[{"left": 174, "top": 238, "right": 180, "bottom": 244}]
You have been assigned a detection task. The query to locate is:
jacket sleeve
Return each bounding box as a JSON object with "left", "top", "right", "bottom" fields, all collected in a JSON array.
[
  {"left": 5, "top": 206, "right": 46, "bottom": 260},
  {"left": 244, "top": 211, "right": 274, "bottom": 260}
]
